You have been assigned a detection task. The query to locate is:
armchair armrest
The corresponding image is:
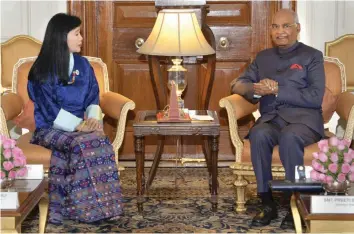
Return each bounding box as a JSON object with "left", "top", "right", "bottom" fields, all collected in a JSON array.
[
  {"left": 220, "top": 94, "right": 258, "bottom": 120},
  {"left": 219, "top": 94, "right": 258, "bottom": 162},
  {"left": 336, "top": 91, "right": 354, "bottom": 141},
  {"left": 0, "top": 92, "right": 24, "bottom": 137},
  {"left": 100, "top": 91, "right": 135, "bottom": 163},
  {"left": 100, "top": 92, "right": 132, "bottom": 119}
]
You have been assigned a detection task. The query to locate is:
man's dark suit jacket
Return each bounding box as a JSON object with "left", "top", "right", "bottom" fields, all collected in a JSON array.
[{"left": 231, "top": 41, "right": 325, "bottom": 137}]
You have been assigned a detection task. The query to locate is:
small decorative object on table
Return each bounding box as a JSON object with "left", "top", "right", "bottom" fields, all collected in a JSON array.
[
  {"left": 157, "top": 80, "right": 191, "bottom": 123},
  {"left": 0, "top": 135, "right": 27, "bottom": 189},
  {"left": 310, "top": 136, "right": 354, "bottom": 194}
]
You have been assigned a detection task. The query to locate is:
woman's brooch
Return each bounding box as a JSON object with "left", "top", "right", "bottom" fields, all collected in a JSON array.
[{"left": 68, "top": 69, "right": 79, "bottom": 85}]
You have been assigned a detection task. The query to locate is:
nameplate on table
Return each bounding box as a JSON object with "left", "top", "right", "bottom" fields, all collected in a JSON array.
[
  {"left": 0, "top": 192, "right": 19, "bottom": 209},
  {"left": 17, "top": 164, "right": 44, "bottom": 180},
  {"left": 311, "top": 195, "right": 354, "bottom": 214}
]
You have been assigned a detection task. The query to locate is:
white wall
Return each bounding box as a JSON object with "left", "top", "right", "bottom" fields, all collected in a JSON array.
[
  {"left": 297, "top": 0, "right": 354, "bottom": 135},
  {"left": 0, "top": 0, "right": 67, "bottom": 43},
  {"left": 297, "top": 0, "right": 354, "bottom": 53}
]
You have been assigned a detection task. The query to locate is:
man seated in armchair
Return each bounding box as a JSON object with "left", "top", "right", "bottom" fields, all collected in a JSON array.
[{"left": 230, "top": 9, "right": 325, "bottom": 227}]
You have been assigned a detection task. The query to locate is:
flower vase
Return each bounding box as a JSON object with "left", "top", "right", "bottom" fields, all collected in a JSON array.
[
  {"left": 323, "top": 180, "right": 350, "bottom": 195},
  {"left": 1, "top": 178, "right": 15, "bottom": 190}
]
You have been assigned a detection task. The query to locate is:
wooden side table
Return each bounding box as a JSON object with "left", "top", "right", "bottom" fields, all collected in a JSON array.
[
  {"left": 133, "top": 110, "right": 220, "bottom": 211},
  {"left": 1, "top": 179, "right": 48, "bottom": 233}
]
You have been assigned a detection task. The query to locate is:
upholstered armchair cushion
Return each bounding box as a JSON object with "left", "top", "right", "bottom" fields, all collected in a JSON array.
[
  {"left": 16, "top": 132, "right": 52, "bottom": 169},
  {"left": 336, "top": 91, "right": 354, "bottom": 122},
  {"left": 322, "top": 87, "right": 339, "bottom": 123},
  {"left": 321, "top": 60, "right": 343, "bottom": 123},
  {"left": 13, "top": 100, "right": 36, "bottom": 132},
  {"left": 1, "top": 35, "right": 41, "bottom": 90},
  {"left": 1, "top": 93, "right": 23, "bottom": 121},
  {"left": 100, "top": 92, "right": 132, "bottom": 119},
  {"left": 89, "top": 59, "right": 108, "bottom": 97},
  {"left": 325, "top": 34, "right": 354, "bottom": 90}
]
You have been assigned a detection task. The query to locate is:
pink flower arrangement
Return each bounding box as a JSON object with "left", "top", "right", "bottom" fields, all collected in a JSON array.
[
  {"left": 311, "top": 136, "right": 354, "bottom": 183},
  {"left": 1, "top": 135, "right": 27, "bottom": 180}
]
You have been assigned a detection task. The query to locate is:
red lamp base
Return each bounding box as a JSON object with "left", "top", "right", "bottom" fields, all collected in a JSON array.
[{"left": 157, "top": 80, "right": 191, "bottom": 123}]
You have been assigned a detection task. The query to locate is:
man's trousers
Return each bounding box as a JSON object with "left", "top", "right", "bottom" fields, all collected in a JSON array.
[{"left": 249, "top": 115, "right": 321, "bottom": 193}]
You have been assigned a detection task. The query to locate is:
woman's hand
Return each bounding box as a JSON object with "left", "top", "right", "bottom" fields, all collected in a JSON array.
[
  {"left": 86, "top": 118, "right": 103, "bottom": 131},
  {"left": 76, "top": 118, "right": 103, "bottom": 132}
]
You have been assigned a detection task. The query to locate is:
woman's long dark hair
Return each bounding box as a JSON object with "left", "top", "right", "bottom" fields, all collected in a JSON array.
[{"left": 29, "top": 13, "right": 81, "bottom": 84}]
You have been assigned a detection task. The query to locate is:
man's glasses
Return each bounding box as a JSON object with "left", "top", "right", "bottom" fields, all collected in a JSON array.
[{"left": 271, "top": 23, "right": 298, "bottom": 30}]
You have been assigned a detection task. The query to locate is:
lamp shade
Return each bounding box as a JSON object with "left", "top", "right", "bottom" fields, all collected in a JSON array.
[{"left": 137, "top": 9, "right": 215, "bottom": 56}]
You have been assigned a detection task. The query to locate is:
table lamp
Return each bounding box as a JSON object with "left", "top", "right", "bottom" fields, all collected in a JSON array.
[{"left": 137, "top": 9, "right": 215, "bottom": 122}]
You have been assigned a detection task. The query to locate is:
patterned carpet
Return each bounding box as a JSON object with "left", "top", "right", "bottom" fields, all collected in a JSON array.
[{"left": 22, "top": 167, "right": 295, "bottom": 233}]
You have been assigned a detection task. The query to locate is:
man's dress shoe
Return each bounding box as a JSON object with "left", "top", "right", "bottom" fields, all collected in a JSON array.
[{"left": 251, "top": 204, "right": 278, "bottom": 227}]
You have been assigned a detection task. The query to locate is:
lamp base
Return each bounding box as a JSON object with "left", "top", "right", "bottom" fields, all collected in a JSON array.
[
  {"left": 156, "top": 111, "right": 191, "bottom": 123},
  {"left": 158, "top": 77, "right": 191, "bottom": 123}
]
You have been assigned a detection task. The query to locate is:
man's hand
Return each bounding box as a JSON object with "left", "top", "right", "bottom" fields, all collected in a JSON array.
[
  {"left": 261, "top": 79, "right": 278, "bottom": 93},
  {"left": 253, "top": 78, "right": 278, "bottom": 96}
]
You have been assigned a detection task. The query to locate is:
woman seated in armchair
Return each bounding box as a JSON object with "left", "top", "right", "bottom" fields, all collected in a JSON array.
[{"left": 28, "top": 13, "right": 123, "bottom": 224}]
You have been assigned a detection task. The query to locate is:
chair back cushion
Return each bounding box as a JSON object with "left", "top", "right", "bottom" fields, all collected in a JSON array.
[
  {"left": 1, "top": 36, "right": 41, "bottom": 89},
  {"left": 84, "top": 56, "right": 109, "bottom": 95},
  {"left": 322, "top": 57, "right": 345, "bottom": 123},
  {"left": 12, "top": 56, "right": 109, "bottom": 131},
  {"left": 325, "top": 34, "right": 354, "bottom": 90},
  {"left": 12, "top": 59, "right": 36, "bottom": 131}
]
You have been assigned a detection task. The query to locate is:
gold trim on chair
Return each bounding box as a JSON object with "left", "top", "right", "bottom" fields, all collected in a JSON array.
[
  {"left": 0, "top": 107, "right": 10, "bottom": 138},
  {"left": 112, "top": 100, "right": 135, "bottom": 171},
  {"left": 323, "top": 56, "right": 347, "bottom": 92},
  {"left": 219, "top": 98, "right": 244, "bottom": 162},
  {"left": 0, "top": 86, "right": 12, "bottom": 94},
  {"left": 344, "top": 105, "right": 354, "bottom": 142},
  {"left": 325, "top": 34, "right": 354, "bottom": 91},
  {"left": 290, "top": 194, "right": 302, "bottom": 234},
  {"left": 12, "top": 56, "right": 37, "bottom": 93},
  {"left": 325, "top": 34, "right": 354, "bottom": 56},
  {"left": 1, "top": 35, "right": 42, "bottom": 47}
]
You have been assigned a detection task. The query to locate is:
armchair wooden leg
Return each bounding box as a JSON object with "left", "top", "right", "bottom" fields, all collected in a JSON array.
[
  {"left": 118, "top": 165, "right": 125, "bottom": 172},
  {"left": 290, "top": 194, "right": 302, "bottom": 234},
  {"left": 115, "top": 152, "right": 125, "bottom": 173},
  {"left": 234, "top": 174, "right": 248, "bottom": 213},
  {"left": 39, "top": 192, "right": 49, "bottom": 233}
]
